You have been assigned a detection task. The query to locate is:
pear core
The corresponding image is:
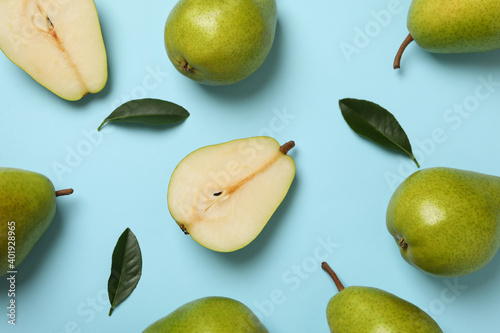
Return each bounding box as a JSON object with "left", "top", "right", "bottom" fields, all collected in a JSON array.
[
  {"left": 167, "top": 136, "right": 295, "bottom": 252},
  {"left": 0, "top": 0, "right": 108, "bottom": 100}
]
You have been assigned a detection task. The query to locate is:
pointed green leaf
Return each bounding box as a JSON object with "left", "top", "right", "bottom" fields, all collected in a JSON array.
[
  {"left": 108, "top": 228, "right": 142, "bottom": 316},
  {"left": 339, "top": 98, "right": 420, "bottom": 167},
  {"left": 98, "top": 98, "right": 190, "bottom": 131}
]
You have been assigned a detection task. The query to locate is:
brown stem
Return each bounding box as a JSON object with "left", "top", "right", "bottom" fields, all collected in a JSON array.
[
  {"left": 393, "top": 33, "right": 414, "bottom": 69},
  {"left": 321, "top": 261, "right": 345, "bottom": 292},
  {"left": 280, "top": 141, "right": 295, "bottom": 155},
  {"left": 55, "top": 188, "right": 74, "bottom": 197},
  {"left": 398, "top": 236, "right": 408, "bottom": 249}
]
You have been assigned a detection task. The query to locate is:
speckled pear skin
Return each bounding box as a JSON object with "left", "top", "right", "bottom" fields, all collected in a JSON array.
[
  {"left": 142, "top": 296, "right": 269, "bottom": 333},
  {"left": 0, "top": 168, "right": 56, "bottom": 276},
  {"left": 326, "top": 286, "right": 442, "bottom": 333},
  {"left": 387, "top": 167, "right": 500, "bottom": 277},
  {"left": 408, "top": 0, "right": 500, "bottom": 53},
  {"left": 164, "top": 0, "right": 277, "bottom": 85}
]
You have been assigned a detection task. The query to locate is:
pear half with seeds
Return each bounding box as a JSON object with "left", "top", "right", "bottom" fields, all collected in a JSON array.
[
  {"left": 167, "top": 136, "right": 295, "bottom": 252},
  {"left": 0, "top": 0, "right": 108, "bottom": 101}
]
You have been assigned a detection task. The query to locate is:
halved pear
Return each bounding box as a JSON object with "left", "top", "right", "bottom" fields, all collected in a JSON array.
[
  {"left": 0, "top": 0, "right": 108, "bottom": 101},
  {"left": 167, "top": 136, "right": 296, "bottom": 252}
]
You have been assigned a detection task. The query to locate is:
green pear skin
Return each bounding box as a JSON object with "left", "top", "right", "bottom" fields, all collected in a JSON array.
[
  {"left": 322, "top": 262, "right": 442, "bottom": 333},
  {"left": 164, "top": 0, "right": 277, "bottom": 85},
  {"left": 0, "top": 168, "right": 72, "bottom": 276},
  {"left": 142, "top": 296, "right": 268, "bottom": 333},
  {"left": 386, "top": 167, "right": 500, "bottom": 277},
  {"left": 394, "top": 0, "right": 500, "bottom": 68},
  {"left": 408, "top": 0, "right": 500, "bottom": 53}
]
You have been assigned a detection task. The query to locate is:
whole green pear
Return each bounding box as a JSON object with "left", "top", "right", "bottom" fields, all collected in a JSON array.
[
  {"left": 164, "top": 0, "right": 277, "bottom": 85},
  {"left": 386, "top": 167, "right": 500, "bottom": 277},
  {"left": 321, "top": 262, "right": 442, "bottom": 333},
  {"left": 142, "top": 296, "right": 268, "bottom": 333},
  {"left": 394, "top": 0, "right": 500, "bottom": 68},
  {"left": 0, "top": 168, "right": 73, "bottom": 276}
]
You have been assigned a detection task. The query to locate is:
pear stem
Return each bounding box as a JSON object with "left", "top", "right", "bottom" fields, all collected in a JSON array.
[
  {"left": 55, "top": 188, "right": 74, "bottom": 197},
  {"left": 280, "top": 141, "right": 295, "bottom": 155},
  {"left": 393, "top": 33, "right": 414, "bottom": 69},
  {"left": 321, "top": 261, "right": 345, "bottom": 292}
]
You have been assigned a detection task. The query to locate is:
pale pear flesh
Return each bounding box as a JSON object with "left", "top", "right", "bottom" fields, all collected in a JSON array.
[
  {"left": 167, "top": 137, "right": 295, "bottom": 252},
  {"left": 0, "top": 0, "right": 108, "bottom": 101}
]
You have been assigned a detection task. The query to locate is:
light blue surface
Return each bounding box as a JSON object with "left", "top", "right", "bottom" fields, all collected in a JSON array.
[{"left": 2, "top": 0, "right": 500, "bottom": 332}]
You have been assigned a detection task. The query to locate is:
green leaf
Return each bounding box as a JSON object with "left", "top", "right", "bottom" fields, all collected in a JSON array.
[
  {"left": 98, "top": 98, "right": 190, "bottom": 131},
  {"left": 108, "top": 228, "right": 142, "bottom": 316},
  {"left": 339, "top": 98, "right": 420, "bottom": 167}
]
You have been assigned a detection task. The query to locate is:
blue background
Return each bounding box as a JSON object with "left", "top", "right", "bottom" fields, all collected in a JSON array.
[{"left": 2, "top": 0, "right": 500, "bottom": 332}]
